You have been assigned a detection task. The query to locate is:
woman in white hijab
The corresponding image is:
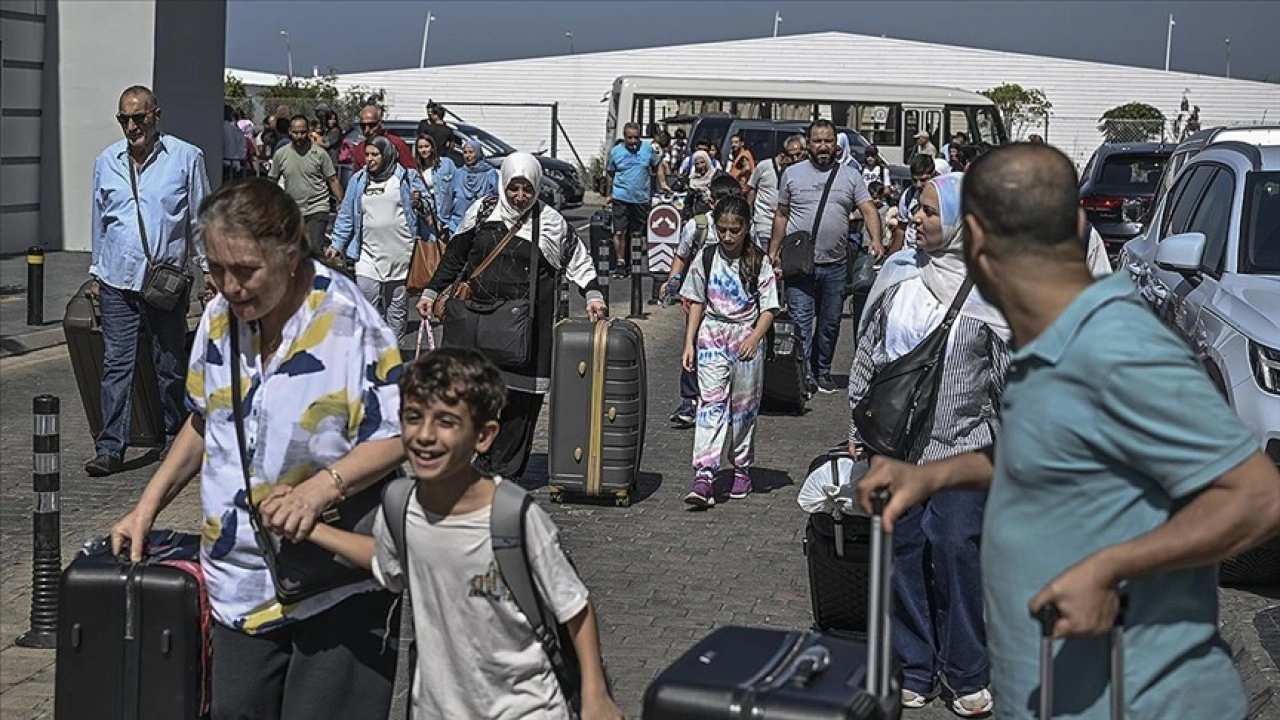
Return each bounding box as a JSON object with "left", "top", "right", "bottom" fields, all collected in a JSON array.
[
  {"left": 845, "top": 172, "right": 1003, "bottom": 716},
  {"left": 417, "top": 153, "right": 606, "bottom": 479}
]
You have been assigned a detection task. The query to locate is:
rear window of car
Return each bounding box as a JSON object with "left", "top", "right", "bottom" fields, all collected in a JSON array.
[{"left": 1097, "top": 153, "right": 1168, "bottom": 192}]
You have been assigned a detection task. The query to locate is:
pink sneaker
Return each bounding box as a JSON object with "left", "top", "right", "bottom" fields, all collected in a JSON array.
[
  {"left": 683, "top": 480, "right": 715, "bottom": 508},
  {"left": 729, "top": 472, "right": 752, "bottom": 499}
]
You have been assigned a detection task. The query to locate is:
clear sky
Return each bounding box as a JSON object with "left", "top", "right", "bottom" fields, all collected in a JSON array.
[{"left": 226, "top": 1, "right": 1278, "bottom": 83}]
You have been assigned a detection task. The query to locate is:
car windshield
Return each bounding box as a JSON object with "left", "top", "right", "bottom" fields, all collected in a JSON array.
[
  {"left": 1242, "top": 171, "right": 1280, "bottom": 274},
  {"left": 1098, "top": 153, "right": 1168, "bottom": 192},
  {"left": 458, "top": 125, "right": 516, "bottom": 158}
]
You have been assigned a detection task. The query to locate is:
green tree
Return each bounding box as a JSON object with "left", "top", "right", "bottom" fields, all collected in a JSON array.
[
  {"left": 257, "top": 71, "right": 387, "bottom": 124},
  {"left": 224, "top": 73, "right": 247, "bottom": 99},
  {"left": 978, "top": 83, "right": 1052, "bottom": 140},
  {"left": 1098, "top": 103, "right": 1166, "bottom": 142}
]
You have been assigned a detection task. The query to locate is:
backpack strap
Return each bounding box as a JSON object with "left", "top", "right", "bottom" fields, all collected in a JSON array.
[
  {"left": 692, "top": 213, "right": 709, "bottom": 252},
  {"left": 700, "top": 244, "right": 716, "bottom": 288},
  {"left": 382, "top": 477, "right": 417, "bottom": 720},
  {"left": 491, "top": 480, "right": 577, "bottom": 697}
]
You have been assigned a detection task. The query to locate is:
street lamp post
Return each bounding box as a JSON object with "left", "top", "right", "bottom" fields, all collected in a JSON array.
[
  {"left": 773, "top": 11, "right": 782, "bottom": 38},
  {"left": 280, "top": 30, "right": 293, "bottom": 82},
  {"left": 566, "top": 31, "right": 575, "bottom": 55},
  {"left": 1225, "top": 38, "right": 1231, "bottom": 79},
  {"left": 1163, "top": 14, "right": 1175, "bottom": 72},
  {"left": 419, "top": 11, "right": 436, "bottom": 69}
]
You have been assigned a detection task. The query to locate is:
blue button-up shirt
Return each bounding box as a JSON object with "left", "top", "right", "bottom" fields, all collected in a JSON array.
[{"left": 90, "top": 134, "right": 210, "bottom": 292}]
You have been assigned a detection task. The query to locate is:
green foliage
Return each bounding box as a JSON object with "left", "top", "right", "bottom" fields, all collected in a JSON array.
[
  {"left": 224, "top": 73, "right": 247, "bottom": 99},
  {"left": 1097, "top": 103, "right": 1166, "bottom": 142},
  {"left": 978, "top": 84, "right": 1052, "bottom": 140}
]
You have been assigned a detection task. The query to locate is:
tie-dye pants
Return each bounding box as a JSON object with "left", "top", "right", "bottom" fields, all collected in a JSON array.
[{"left": 692, "top": 317, "right": 764, "bottom": 482}]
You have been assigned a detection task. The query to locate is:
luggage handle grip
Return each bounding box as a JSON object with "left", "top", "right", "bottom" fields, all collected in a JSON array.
[
  {"left": 1034, "top": 596, "right": 1128, "bottom": 637},
  {"left": 786, "top": 644, "right": 831, "bottom": 688}
]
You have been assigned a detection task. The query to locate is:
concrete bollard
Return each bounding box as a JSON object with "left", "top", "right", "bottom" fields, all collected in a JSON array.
[
  {"left": 16, "top": 395, "right": 61, "bottom": 649},
  {"left": 26, "top": 246, "right": 44, "bottom": 326}
]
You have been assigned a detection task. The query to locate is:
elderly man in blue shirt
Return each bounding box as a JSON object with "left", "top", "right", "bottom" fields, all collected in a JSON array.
[
  {"left": 859, "top": 143, "right": 1280, "bottom": 719},
  {"left": 87, "top": 85, "right": 212, "bottom": 477}
]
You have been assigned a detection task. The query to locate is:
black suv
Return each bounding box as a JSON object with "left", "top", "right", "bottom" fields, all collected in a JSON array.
[
  {"left": 338, "top": 121, "right": 583, "bottom": 210},
  {"left": 1078, "top": 142, "right": 1175, "bottom": 257}
]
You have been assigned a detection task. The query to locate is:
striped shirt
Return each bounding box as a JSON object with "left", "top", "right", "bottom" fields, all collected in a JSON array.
[{"left": 848, "top": 278, "right": 1009, "bottom": 463}]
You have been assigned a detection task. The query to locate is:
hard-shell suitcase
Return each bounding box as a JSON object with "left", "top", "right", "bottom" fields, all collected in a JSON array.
[
  {"left": 762, "top": 306, "right": 808, "bottom": 414},
  {"left": 55, "top": 534, "right": 210, "bottom": 720},
  {"left": 63, "top": 281, "right": 167, "bottom": 447},
  {"left": 643, "top": 491, "right": 900, "bottom": 719},
  {"left": 1035, "top": 600, "right": 1126, "bottom": 720},
  {"left": 804, "top": 451, "right": 872, "bottom": 633},
  {"left": 548, "top": 318, "right": 646, "bottom": 506}
]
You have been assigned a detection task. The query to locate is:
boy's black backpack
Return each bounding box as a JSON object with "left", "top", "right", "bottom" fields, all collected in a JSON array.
[{"left": 382, "top": 478, "right": 581, "bottom": 718}]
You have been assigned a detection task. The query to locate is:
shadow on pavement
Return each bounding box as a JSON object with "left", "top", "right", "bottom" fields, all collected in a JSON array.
[{"left": 515, "top": 453, "right": 664, "bottom": 506}]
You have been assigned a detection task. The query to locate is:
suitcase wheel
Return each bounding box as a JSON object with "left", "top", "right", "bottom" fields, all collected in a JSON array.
[
  {"left": 615, "top": 493, "right": 631, "bottom": 508},
  {"left": 549, "top": 490, "right": 565, "bottom": 504}
]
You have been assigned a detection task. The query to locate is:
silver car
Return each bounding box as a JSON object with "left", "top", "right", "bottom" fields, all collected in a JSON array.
[{"left": 1121, "top": 140, "right": 1280, "bottom": 584}]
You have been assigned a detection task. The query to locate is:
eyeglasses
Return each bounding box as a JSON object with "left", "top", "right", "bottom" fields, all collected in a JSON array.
[
  {"left": 115, "top": 111, "right": 152, "bottom": 126},
  {"left": 360, "top": 121, "right": 380, "bottom": 129}
]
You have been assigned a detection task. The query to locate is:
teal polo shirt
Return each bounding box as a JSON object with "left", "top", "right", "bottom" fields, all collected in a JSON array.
[{"left": 982, "top": 272, "right": 1256, "bottom": 720}]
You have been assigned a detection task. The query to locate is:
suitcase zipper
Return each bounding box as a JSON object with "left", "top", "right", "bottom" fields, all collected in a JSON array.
[{"left": 586, "top": 321, "right": 609, "bottom": 496}]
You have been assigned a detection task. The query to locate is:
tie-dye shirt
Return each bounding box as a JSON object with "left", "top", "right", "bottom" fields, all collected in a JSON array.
[
  {"left": 186, "top": 260, "right": 402, "bottom": 634},
  {"left": 680, "top": 246, "right": 781, "bottom": 324}
]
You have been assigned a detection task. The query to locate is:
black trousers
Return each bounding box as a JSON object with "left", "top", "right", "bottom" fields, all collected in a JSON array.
[
  {"left": 480, "top": 389, "right": 545, "bottom": 479},
  {"left": 210, "top": 590, "right": 397, "bottom": 720}
]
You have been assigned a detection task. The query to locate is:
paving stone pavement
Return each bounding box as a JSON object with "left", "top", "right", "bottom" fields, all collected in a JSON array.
[{"left": 1, "top": 258, "right": 1277, "bottom": 719}]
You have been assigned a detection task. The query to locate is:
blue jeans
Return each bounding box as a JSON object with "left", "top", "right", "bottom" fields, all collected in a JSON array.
[
  {"left": 784, "top": 259, "right": 846, "bottom": 382},
  {"left": 892, "top": 489, "right": 990, "bottom": 695},
  {"left": 97, "top": 283, "right": 190, "bottom": 457}
]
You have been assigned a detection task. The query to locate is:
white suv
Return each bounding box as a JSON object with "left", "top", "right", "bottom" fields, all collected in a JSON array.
[{"left": 1121, "top": 139, "right": 1280, "bottom": 584}]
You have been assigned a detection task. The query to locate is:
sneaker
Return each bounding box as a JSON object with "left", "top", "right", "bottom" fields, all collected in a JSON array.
[
  {"left": 729, "top": 472, "right": 752, "bottom": 499},
  {"left": 683, "top": 480, "right": 715, "bottom": 508},
  {"left": 949, "top": 688, "right": 993, "bottom": 717},
  {"left": 805, "top": 377, "right": 819, "bottom": 397},
  {"left": 817, "top": 374, "right": 842, "bottom": 394},
  {"left": 669, "top": 401, "right": 696, "bottom": 429},
  {"left": 85, "top": 453, "right": 123, "bottom": 478},
  {"left": 902, "top": 687, "right": 939, "bottom": 709}
]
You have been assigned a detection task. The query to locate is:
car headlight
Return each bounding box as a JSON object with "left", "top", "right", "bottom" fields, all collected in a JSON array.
[
  {"left": 1250, "top": 340, "right": 1280, "bottom": 395},
  {"left": 544, "top": 168, "right": 565, "bottom": 181}
]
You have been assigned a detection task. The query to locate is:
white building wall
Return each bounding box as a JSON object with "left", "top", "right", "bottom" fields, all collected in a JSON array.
[{"left": 324, "top": 31, "right": 1280, "bottom": 170}]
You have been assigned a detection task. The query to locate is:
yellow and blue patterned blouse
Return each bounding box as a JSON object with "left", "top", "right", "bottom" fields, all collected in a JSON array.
[{"left": 186, "top": 260, "right": 402, "bottom": 634}]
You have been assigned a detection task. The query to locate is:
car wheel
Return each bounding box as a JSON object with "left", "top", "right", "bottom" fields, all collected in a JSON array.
[{"left": 1220, "top": 545, "right": 1280, "bottom": 586}]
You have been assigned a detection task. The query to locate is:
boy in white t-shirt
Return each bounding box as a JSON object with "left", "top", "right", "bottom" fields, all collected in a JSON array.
[{"left": 309, "top": 348, "right": 623, "bottom": 720}]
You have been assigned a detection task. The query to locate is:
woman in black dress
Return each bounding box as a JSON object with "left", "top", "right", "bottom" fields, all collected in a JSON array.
[{"left": 417, "top": 152, "right": 607, "bottom": 480}]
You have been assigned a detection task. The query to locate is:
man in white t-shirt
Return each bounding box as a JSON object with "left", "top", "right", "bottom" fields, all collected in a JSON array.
[{"left": 747, "top": 134, "right": 806, "bottom": 251}]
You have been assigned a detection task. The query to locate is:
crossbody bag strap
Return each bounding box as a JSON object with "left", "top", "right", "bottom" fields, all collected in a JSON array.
[
  {"left": 940, "top": 276, "right": 976, "bottom": 331},
  {"left": 227, "top": 316, "right": 262, "bottom": 528},
  {"left": 809, "top": 166, "right": 841, "bottom": 240},
  {"left": 128, "top": 159, "right": 156, "bottom": 265}
]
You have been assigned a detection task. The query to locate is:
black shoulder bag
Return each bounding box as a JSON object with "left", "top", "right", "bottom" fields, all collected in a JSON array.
[
  {"left": 779, "top": 166, "right": 839, "bottom": 282},
  {"left": 129, "top": 159, "right": 193, "bottom": 312},
  {"left": 852, "top": 277, "right": 975, "bottom": 460},
  {"left": 228, "top": 315, "right": 389, "bottom": 605}
]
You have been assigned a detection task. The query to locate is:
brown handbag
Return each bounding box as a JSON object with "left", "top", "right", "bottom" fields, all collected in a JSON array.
[
  {"left": 406, "top": 237, "right": 445, "bottom": 295},
  {"left": 431, "top": 208, "right": 531, "bottom": 320}
]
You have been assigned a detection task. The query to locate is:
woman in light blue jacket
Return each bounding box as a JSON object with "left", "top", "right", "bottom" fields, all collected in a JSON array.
[
  {"left": 327, "top": 136, "right": 429, "bottom": 337},
  {"left": 447, "top": 136, "right": 499, "bottom": 230},
  {"left": 412, "top": 132, "right": 456, "bottom": 239}
]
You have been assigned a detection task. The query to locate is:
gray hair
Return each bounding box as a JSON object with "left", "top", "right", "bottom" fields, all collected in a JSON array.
[
  {"left": 783, "top": 134, "right": 807, "bottom": 151},
  {"left": 119, "top": 85, "right": 159, "bottom": 110},
  {"left": 622, "top": 122, "right": 642, "bottom": 136}
]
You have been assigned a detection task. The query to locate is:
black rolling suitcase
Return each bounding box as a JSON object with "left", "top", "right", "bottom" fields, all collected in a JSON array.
[
  {"left": 547, "top": 318, "right": 646, "bottom": 506},
  {"left": 761, "top": 288, "right": 808, "bottom": 414},
  {"left": 643, "top": 491, "right": 900, "bottom": 719},
  {"left": 804, "top": 450, "right": 872, "bottom": 633},
  {"left": 55, "top": 532, "right": 211, "bottom": 720},
  {"left": 63, "top": 280, "right": 167, "bottom": 448}
]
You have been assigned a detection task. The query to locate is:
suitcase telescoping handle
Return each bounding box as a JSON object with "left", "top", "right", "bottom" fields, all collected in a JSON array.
[
  {"left": 827, "top": 448, "right": 851, "bottom": 558},
  {"left": 1035, "top": 596, "right": 1127, "bottom": 720},
  {"left": 865, "top": 488, "right": 894, "bottom": 699}
]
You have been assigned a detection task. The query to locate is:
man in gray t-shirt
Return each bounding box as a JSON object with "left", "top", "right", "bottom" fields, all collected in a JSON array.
[
  {"left": 770, "top": 120, "right": 881, "bottom": 394},
  {"left": 270, "top": 115, "right": 344, "bottom": 253}
]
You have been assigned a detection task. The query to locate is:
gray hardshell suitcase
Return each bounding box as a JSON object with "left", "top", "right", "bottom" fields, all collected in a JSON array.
[{"left": 548, "top": 318, "right": 646, "bottom": 506}]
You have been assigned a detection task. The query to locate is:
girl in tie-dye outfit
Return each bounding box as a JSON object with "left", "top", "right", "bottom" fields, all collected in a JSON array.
[{"left": 680, "top": 195, "right": 781, "bottom": 508}]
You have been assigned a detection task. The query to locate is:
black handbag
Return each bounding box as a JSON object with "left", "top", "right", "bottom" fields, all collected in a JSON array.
[
  {"left": 440, "top": 211, "right": 539, "bottom": 369},
  {"left": 129, "top": 160, "right": 192, "bottom": 312},
  {"left": 852, "top": 277, "right": 974, "bottom": 460},
  {"left": 227, "top": 315, "right": 388, "bottom": 605},
  {"left": 779, "top": 166, "right": 839, "bottom": 282}
]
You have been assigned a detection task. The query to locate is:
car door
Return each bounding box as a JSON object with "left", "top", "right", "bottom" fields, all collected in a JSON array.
[
  {"left": 1170, "top": 166, "right": 1236, "bottom": 360},
  {"left": 1137, "top": 165, "right": 1214, "bottom": 314}
]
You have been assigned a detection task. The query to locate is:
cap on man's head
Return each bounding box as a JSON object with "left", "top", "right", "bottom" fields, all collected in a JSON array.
[{"left": 915, "top": 131, "right": 931, "bottom": 139}]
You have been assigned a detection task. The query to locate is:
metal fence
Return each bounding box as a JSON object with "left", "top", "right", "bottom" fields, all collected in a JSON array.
[
  {"left": 1020, "top": 115, "right": 1270, "bottom": 169},
  {"left": 225, "top": 96, "right": 378, "bottom": 129}
]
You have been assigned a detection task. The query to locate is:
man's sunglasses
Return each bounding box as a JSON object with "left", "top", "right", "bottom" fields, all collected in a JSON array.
[
  {"left": 360, "top": 121, "right": 380, "bottom": 128},
  {"left": 116, "top": 111, "right": 153, "bottom": 126}
]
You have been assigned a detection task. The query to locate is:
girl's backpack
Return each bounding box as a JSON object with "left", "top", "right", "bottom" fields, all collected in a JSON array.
[{"left": 700, "top": 245, "right": 762, "bottom": 306}]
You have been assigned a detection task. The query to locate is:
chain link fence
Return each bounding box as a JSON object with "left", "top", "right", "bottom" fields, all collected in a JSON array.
[
  {"left": 225, "top": 95, "right": 384, "bottom": 130},
  {"left": 1030, "top": 115, "right": 1267, "bottom": 169}
]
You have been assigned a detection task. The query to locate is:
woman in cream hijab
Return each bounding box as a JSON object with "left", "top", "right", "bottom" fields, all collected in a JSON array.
[
  {"left": 418, "top": 153, "right": 606, "bottom": 480},
  {"left": 846, "top": 172, "right": 1003, "bottom": 716}
]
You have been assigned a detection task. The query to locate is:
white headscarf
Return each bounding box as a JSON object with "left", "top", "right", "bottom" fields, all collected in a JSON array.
[
  {"left": 688, "top": 150, "right": 715, "bottom": 192},
  {"left": 469, "top": 151, "right": 567, "bottom": 245},
  {"left": 933, "top": 158, "right": 952, "bottom": 176}
]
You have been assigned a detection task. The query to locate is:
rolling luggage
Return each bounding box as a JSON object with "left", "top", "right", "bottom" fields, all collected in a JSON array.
[
  {"left": 804, "top": 450, "right": 872, "bottom": 633},
  {"left": 1035, "top": 600, "right": 1126, "bottom": 720},
  {"left": 55, "top": 532, "right": 211, "bottom": 720},
  {"left": 761, "top": 293, "right": 808, "bottom": 414},
  {"left": 642, "top": 491, "right": 900, "bottom": 719},
  {"left": 63, "top": 281, "right": 167, "bottom": 447},
  {"left": 547, "top": 318, "right": 646, "bottom": 506}
]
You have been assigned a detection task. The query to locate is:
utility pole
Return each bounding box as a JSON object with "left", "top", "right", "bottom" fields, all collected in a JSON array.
[
  {"left": 773, "top": 11, "right": 782, "bottom": 38},
  {"left": 1225, "top": 37, "right": 1231, "bottom": 78},
  {"left": 280, "top": 30, "right": 293, "bottom": 82},
  {"left": 419, "top": 11, "right": 436, "bottom": 69},
  {"left": 1164, "top": 13, "right": 1175, "bottom": 72},
  {"left": 566, "top": 31, "right": 575, "bottom": 55}
]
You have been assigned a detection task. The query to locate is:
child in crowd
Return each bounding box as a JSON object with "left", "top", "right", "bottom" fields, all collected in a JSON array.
[
  {"left": 308, "top": 348, "right": 624, "bottom": 720},
  {"left": 661, "top": 175, "right": 745, "bottom": 428},
  {"left": 680, "top": 196, "right": 780, "bottom": 508}
]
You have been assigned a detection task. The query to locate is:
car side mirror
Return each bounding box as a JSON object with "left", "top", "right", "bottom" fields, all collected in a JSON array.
[
  {"left": 1122, "top": 199, "right": 1144, "bottom": 223},
  {"left": 1155, "top": 232, "right": 1207, "bottom": 275}
]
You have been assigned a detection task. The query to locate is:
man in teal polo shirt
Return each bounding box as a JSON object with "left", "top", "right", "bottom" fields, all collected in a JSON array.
[
  {"left": 604, "top": 122, "right": 665, "bottom": 278},
  {"left": 859, "top": 143, "right": 1280, "bottom": 719}
]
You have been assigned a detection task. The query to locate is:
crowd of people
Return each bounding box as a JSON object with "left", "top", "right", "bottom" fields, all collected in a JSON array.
[{"left": 88, "top": 82, "right": 1280, "bottom": 720}]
